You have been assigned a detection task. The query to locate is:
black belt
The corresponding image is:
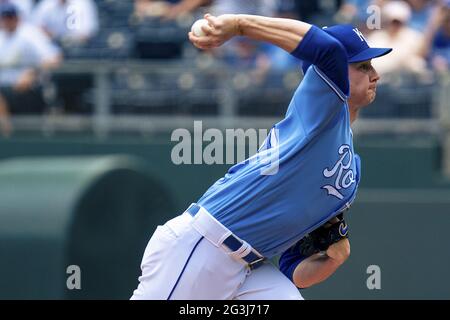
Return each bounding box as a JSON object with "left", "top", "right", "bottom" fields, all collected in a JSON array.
[{"left": 186, "top": 204, "right": 265, "bottom": 270}]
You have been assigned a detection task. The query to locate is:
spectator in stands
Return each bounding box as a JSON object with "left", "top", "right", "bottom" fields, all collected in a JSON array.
[
  {"left": 421, "top": 1, "right": 450, "bottom": 73},
  {"left": 0, "top": 0, "right": 33, "bottom": 20},
  {"left": 258, "top": 2, "right": 303, "bottom": 74},
  {"left": 334, "top": 0, "right": 386, "bottom": 28},
  {"left": 207, "top": 0, "right": 277, "bottom": 17},
  {"left": 219, "top": 38, "right": 271, "bottom": 86},
  {"left": 0, "top": 3, "right": 62, "bottom": 136},
  {"left": 406, "top": 0, "right": 436, "bottom": 32},
  {"left": 134, "top": 0, "right": 168, "bottom": 20},
  {"left": 134, "top": 0, "right": 277, "bottom": 20},
  {"left": 32, "top": 0, "right": 99, "bottom": 46},
  {"left": 367, "top": 0, "right": 427, "bottom": 76},
  {"left": 134, "top": 0, "right": 209, "bottom": 21}
]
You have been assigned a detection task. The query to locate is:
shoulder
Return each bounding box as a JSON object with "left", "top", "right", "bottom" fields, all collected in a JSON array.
[
  {"left": 300, "top": 65, "right": 347, "bottom": 102},
  {"left": 311, "top": 66, "right": 347, "bottom": 101}
]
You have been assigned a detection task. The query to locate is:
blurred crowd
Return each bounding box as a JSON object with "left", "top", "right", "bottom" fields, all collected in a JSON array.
[
  {"left": 0, "top": 0, "right": 449, "bottom": 135},
  {"left": 136, "top": 0, "right": 450, "bottom": 76}
]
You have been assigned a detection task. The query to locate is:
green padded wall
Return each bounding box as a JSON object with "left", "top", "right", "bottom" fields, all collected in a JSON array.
[{"left": 0, "top": 156, "right": 175, "bottom": 299}]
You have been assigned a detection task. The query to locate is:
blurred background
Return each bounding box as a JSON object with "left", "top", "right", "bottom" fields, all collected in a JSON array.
[{"left": 0, "top": 0, "right": 449, "bottom": 299}]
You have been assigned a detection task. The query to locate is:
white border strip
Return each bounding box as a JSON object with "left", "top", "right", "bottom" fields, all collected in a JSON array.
[{"left": 313, "top": 66, "right": 347, "bottom": 102}]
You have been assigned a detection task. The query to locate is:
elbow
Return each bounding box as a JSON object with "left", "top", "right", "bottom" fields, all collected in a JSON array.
[
  {"left": 291, "top": 240, "right": 351, "bottom": 289},
  {"left": 292, "top": 267, "right": 315, "bottom": 289},
  {"left": 294, "top": 279, "right": 312, "bottom": 289}
]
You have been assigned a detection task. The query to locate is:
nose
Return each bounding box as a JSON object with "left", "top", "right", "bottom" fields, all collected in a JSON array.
[{"left": 371, "top": 67, "right": 380, "bottom": 83}]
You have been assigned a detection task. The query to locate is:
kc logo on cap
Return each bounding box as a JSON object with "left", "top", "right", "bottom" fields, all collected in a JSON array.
[{"left": 352, "top": 28, "right": 367, "bottom": 42}]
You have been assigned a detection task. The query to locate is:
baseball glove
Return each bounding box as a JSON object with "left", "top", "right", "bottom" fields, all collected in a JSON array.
[{"left": 295, "top": 213, "right": 349, "bottom": 258}]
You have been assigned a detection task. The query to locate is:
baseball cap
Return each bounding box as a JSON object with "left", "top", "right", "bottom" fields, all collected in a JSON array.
[
  {"left": 0, "top": 2, "right": 18, "bottom": 18},
  {"left": 302, "top": 24, "right": 392, "bottom": 73}
]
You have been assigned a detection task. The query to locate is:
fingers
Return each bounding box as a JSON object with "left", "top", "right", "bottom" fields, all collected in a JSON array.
[
  {"left": 204, "top": 13, "right": 220, "bottom": 29},
  {"left": 188, "top": 32, "right": 202, "bottom": 49},
  {"left": 201, "top": 23, "right": 214, "bottom": 36},
  {"left": 188, "top": 14, "right": 225, "bottom": 50},
  {"left": 188, "top": 32, "right": 214, "bottom": 50}
]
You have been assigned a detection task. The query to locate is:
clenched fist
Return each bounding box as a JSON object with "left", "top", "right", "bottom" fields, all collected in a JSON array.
[{"left": 188, "top": 13, "right": 241, "bottom": 50}]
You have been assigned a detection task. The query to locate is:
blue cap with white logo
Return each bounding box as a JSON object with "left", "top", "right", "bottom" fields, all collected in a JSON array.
[
  {"left": 323, "top": 24, "right": 392, "bottom": 63},
  {"left": 302, "top": 24, "right": 392, "bottom": 73}
]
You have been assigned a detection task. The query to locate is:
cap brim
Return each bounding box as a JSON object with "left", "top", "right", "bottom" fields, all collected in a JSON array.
[{"left": 348, "top": 47, "right": 392, "bottom": 63}]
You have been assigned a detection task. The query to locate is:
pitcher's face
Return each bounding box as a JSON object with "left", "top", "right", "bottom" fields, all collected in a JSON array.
[{"left": 348, "top": 60, "right": 380, "bottom": 109}]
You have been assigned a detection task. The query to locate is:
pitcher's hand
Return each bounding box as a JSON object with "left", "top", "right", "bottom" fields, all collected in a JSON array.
[{"left": 188, "top": 14, "right": 241, "bottom": 50}]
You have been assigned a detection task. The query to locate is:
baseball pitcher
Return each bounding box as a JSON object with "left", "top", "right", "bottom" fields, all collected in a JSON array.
[{"left": 131, "top": 13, "right": 392, "bottom": 300}]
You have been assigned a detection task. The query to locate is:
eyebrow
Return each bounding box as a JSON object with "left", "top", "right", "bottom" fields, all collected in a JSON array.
[{"left": 358, "top": 61, "right": 371, "bottom": 67}]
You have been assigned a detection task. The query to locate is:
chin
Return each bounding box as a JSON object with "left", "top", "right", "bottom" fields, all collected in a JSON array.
[{"left": 367, "top": 92, "right": 376, "bottom": 105}]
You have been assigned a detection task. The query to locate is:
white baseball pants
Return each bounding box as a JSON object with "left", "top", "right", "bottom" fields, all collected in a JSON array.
[{"left": 131, "top": 207, "right": 303, "bottom": 300}]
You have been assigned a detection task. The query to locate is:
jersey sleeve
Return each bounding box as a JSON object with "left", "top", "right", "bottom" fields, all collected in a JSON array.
[
  {"left": 278, "top": 242, "right": 307, "bottom": 283},
  {"left": 290, "top": 25, "right": 349, "bottom": 97}
]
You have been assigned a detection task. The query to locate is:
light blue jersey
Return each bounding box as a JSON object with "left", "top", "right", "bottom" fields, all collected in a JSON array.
[{"left": 197, "top": 65, "right": 361, "bottom": 258}]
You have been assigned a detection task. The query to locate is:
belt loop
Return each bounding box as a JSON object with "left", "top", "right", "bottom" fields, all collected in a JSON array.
[
  {"left": 187, "top": 203, "right": 266, "bottom": 270},
  {"left": 187, "top": 203, "right": 201, "bottom": 216},
  {"left": 226, "top": 239, "right": 250, "bottom": 258},
  {"left": 236, "top": 242, "right": 252, "bottom": 258},
  {"left": 217, "top": 232, "right": 232, "bottom": 247}
]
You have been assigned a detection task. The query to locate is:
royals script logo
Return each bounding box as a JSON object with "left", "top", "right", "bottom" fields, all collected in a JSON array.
[{"left": 322, "top": 145, "right": 356, "bottom": 200}]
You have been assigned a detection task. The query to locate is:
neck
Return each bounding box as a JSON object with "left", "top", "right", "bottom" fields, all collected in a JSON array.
[{"left": 348, "top": 102, "right": 359, "bottom": 124}]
